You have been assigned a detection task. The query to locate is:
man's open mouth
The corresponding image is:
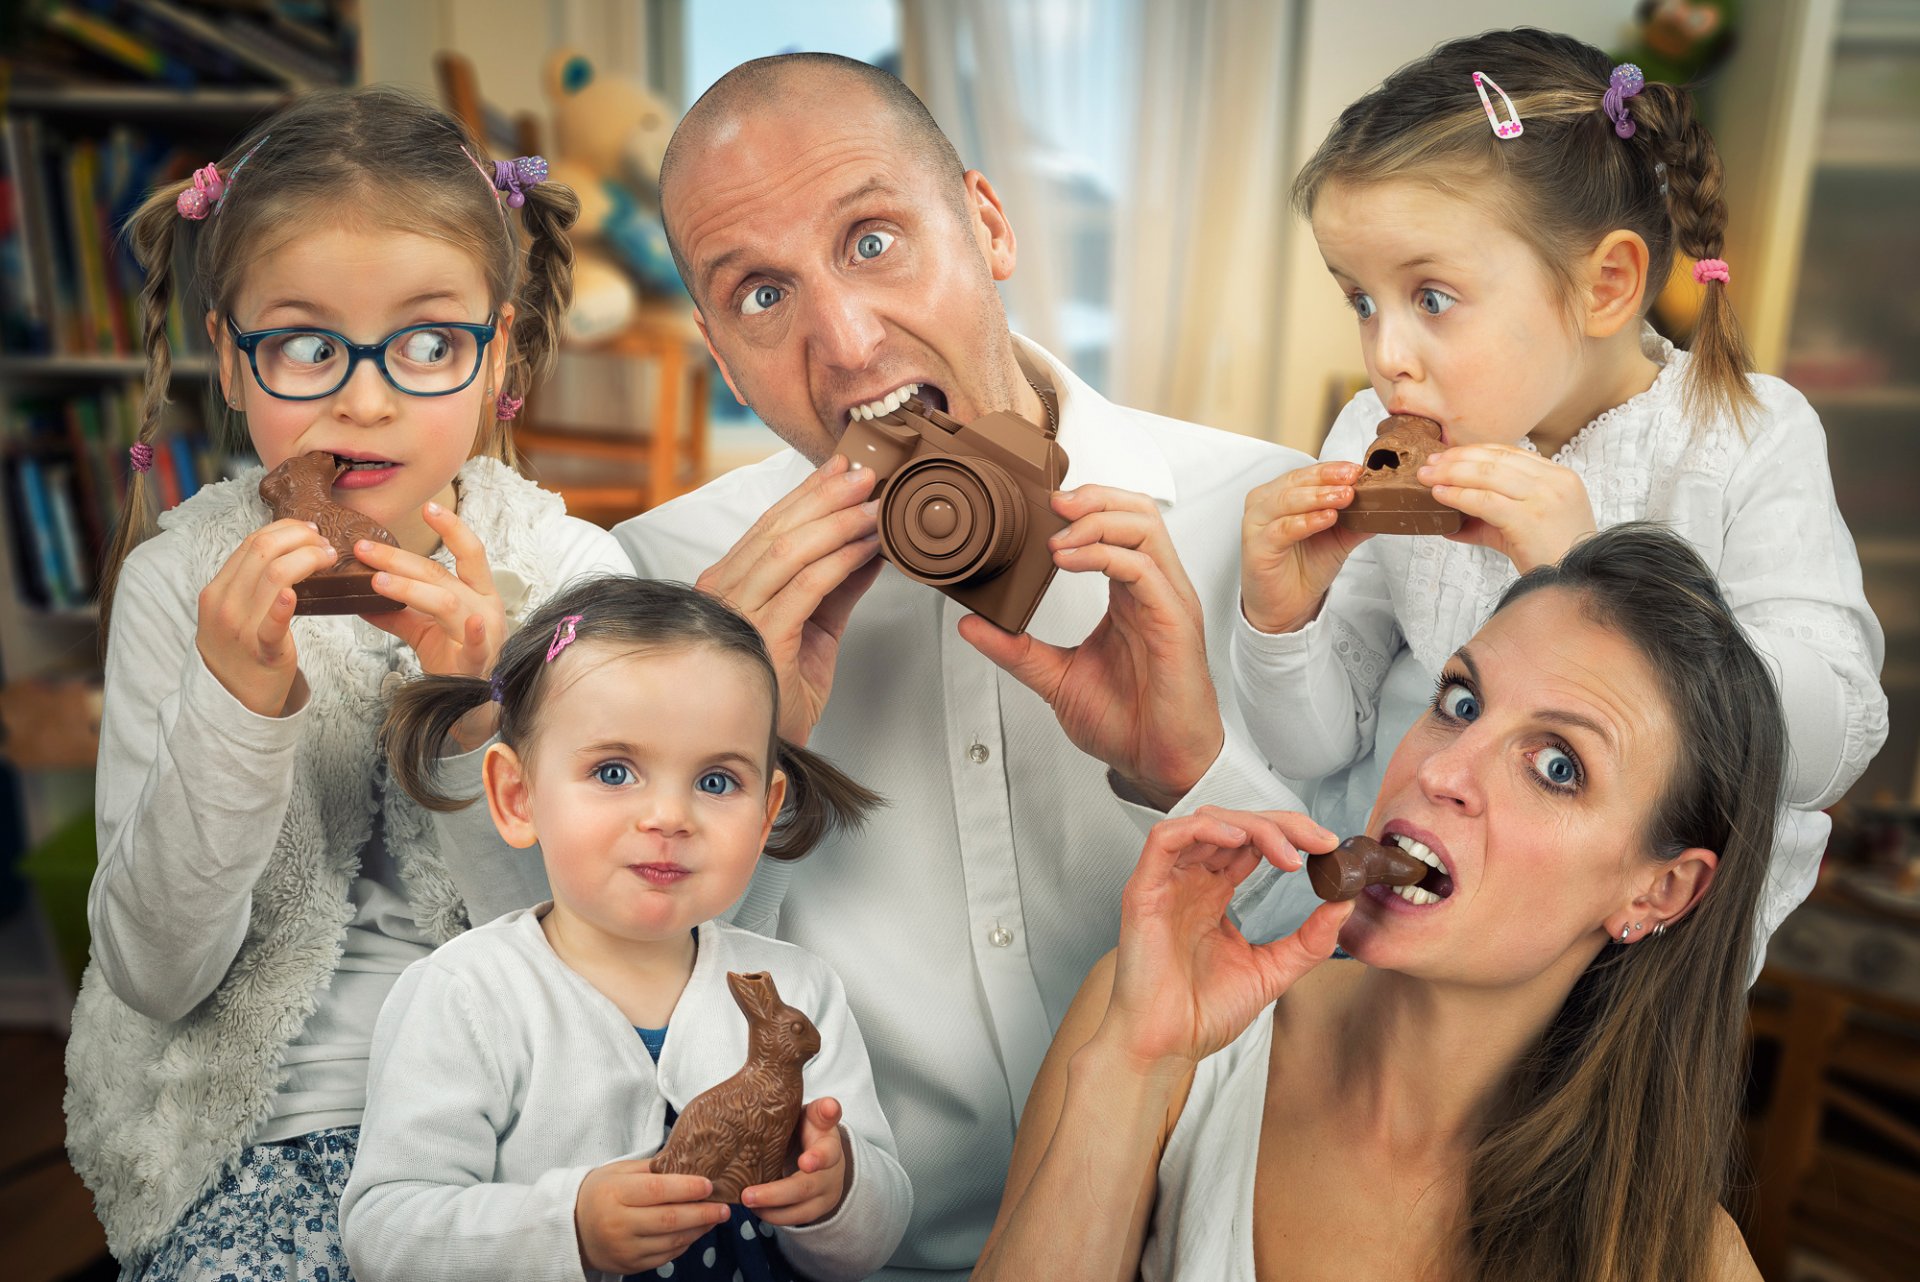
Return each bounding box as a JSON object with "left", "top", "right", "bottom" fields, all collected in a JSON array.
[{"left": 847, "top": 382, "right": 950, "bottom": 424}]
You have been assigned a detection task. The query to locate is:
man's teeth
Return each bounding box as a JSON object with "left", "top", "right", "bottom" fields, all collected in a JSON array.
[{"left": 850, "top": 383, "right": 920, "bottom": 421}]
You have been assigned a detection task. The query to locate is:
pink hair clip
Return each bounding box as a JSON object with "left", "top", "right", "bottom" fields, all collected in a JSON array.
[
  {"left": 175, "top": 165, "right": 227, "bottom": 221},
  {"left": 1472, "top": 71, "right": 1523, "bottom": 140},
  {"left": 1692, "top": 258, "right": 1730, "bottom": 285},
  {"left": 546, "top": 614, "right": 583, "bottom": 663},
  {"left": 495, "top": 392, "right": 524, "bottom": 421}
]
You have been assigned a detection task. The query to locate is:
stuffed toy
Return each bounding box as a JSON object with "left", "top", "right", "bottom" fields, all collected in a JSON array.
[{"left": 542, "top": 49, "right": 684, "bottom": 341}]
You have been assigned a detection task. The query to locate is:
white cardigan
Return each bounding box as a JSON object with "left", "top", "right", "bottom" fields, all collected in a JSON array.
[
  {"left": 67, "top": 456, "right": 628, "bottom": 1261},
  {"left": 1231, "top": 332, "right": 1889, "bottom": 967},
  {"left": 341, "top": 908, "right": 913, "bottom": 1282}
]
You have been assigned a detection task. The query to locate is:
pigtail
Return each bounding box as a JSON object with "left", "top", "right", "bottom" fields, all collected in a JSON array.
[
  {"left": 763, "top": 737, "right": 883, "bottom": 861},
  {"left": 471, "top": 180, "right": 580, "bottom": 466},
  {"left": 98, "top": 181, "right": 197, "bottom": 651},
  {"left": 1634, "top": 83, "right": 1760, "bottom": 431},
  {"left": 382, "top": 673, "right": 497, "bottom": 811}
]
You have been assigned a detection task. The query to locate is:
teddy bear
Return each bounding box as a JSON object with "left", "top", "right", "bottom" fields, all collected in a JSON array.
[{"left": 541, "top": 49, "right": 685, "bottom": 342}]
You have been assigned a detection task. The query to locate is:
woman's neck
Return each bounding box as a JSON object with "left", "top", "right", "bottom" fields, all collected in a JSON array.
[
  {"left": 1527, "top": 323, "right": 1662, "bottom": 458},
  {"left": 1320, "top": 953, "right": 1594, "bottom": 1152},
  {"left": 539, "top": 902, "right": 698, "bottom": 1028}
]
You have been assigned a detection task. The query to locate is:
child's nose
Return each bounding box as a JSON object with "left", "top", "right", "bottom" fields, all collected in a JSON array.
[
  {"left": 1372, "top": 311, "right": 1424, "bottom": 385},
  {"left": 331, "top": 355, "right": 400, "bottom": 425},
  {"left": 636, "top": 787, "right": 694, "bottom": 837}
]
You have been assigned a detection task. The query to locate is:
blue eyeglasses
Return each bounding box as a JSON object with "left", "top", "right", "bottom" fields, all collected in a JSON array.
[{"left": 224, "top": 313, "right": 498, "bottom": 401}]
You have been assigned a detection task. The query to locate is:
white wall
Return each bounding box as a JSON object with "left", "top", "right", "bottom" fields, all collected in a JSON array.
[{"left": 1269, "top": 1, "right": 1640, "bottom": 452}]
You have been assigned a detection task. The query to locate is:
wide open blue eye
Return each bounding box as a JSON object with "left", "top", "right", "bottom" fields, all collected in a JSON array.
[{"left": 1436, "top": 681, "right": 1480, "bottom": 722}]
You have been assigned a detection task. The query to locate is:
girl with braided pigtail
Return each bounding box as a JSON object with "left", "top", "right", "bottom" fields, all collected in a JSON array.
[
  {"left": 1223, "top": 26, "right": 1888, "bottom": 1277},
  {"left": 70, "top": 86, "right": 630, "bottom": 1280}
]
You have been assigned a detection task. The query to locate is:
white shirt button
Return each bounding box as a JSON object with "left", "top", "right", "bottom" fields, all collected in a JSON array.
[
  {"left": 967, "top": 742, "right": 991, "bottom": 764},
  {"left": 988, "top": 925, "right": 1014, "bottom": 948}
]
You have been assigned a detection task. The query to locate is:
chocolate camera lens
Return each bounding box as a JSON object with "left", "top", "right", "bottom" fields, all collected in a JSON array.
[{"left": 882, "top": 455, "right": 1026, "bottom": 586}]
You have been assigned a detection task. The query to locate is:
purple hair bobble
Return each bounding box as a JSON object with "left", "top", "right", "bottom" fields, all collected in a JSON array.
[
  {"left": 129, "top": 442, "right": 155, "bottom": 474},
  {"left": 489, "top": 672, "right": 505, "bottom": 703},
  {"left": 1604, "top": 63, "right": 1645, "bottom": 139},
  {"left": 490, "top": 156, "right": 548, "bottom": 209}
]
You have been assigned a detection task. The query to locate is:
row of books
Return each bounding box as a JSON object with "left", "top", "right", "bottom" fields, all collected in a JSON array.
[
  {"left": 0, "top": 117, "right": 204, "bottom": 360},
  {"left": 34, "top": 0, "right": 354, "bottom": 91},
  {"left": 2, "top": 385, "right": 218, "bottom": 611}
]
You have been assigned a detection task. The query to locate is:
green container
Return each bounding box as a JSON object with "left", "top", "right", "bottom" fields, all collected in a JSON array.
[{"left": 18, "top": 808, "right": 97, "bottom": 988}]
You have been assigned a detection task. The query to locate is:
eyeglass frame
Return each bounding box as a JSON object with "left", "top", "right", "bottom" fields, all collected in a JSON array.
[{"left": 222, "top": 312, "right": 499, "bottom": 402}]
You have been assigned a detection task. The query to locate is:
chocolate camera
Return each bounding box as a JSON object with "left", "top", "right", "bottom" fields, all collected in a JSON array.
[
  {"left": 1336, "top": 414, "right": 1462, "bottom": 536},
  {"left": 836, "top": 397, "right": 1069, "bottom": 634}
]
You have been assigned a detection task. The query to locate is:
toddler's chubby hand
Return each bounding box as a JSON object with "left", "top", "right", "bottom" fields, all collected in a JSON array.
[
  {"left": 1419, "top": 444, "right": 1597, "bottom": 573},
  {"left": 741, "top": 1096, "right": 851, "bottom": 1227},
  {"left": 196, "top": 518, "right": 340, "bottom": 717},
  {"left": 354, "top": 500, "right": 507, "bottom": 679},
  {"left": 1240, "top": 461, "right": 1374, "bottom": 635},
  {"left": 574, "top": 1158, "right": 731, "bottom": 1276}
]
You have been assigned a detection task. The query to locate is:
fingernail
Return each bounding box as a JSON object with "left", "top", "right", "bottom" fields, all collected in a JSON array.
[
  {"left": 741, "top": 1190, "right": 756, "bottom": 1206},
  {"left": 372, "top": 573, "right": 388, "bottom": 588},
  {"left": 304, "top": 521, "right": 320, "bottom": 531},
  {"left": 860, "top": 499, "right": 880, "bottom": 516},
  {"left": 425, "top": 500, "right": 443, "bottom": 515},
  {"left": 1225, "top": 826, "right": 1248, "bottom": 844}
]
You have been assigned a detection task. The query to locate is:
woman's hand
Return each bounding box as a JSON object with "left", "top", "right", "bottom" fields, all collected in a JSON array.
[
  {"left": 742, "top": 1097, "right": 849, "bottom": 1226},
  {"left": 573, "top": 1160, "right": 731, "bottom": 1275},
  {"left": 1098, "top": 806, "right": 1354, "bottom": 1072},
  {"left": 1241, "top": 462, "right": 1374, "bottom": 634},
  {"left": 354, "top": 501, "right": 507, "bottom": 678},
  {"left": 195, "top": 519, "right": 340, "bottom": 717},
  {"left": 1419, "top": 444, "right": 1597, "bottom": 573}
]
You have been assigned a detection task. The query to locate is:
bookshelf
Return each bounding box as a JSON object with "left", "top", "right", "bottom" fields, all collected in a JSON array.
[{"left": 0, "top": 1, "right": 361, "bottom": 1027}]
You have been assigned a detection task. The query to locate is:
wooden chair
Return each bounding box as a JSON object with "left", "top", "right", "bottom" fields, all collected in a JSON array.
[{"left": 434, "top": 52, "right": 708, "bottom": 526}]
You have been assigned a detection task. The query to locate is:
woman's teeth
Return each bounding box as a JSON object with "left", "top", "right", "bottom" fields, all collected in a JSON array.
[
  {"left": 850, "top": 383, "right": 921, "bottom": 421},
  {"left": 1388, "top": 834, "right": 1450, "bottom": 905}
]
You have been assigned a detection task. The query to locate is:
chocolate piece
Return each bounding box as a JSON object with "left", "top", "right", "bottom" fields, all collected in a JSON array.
[
  {"left": 257, "top": 451, "right": 404, "bottom": 614},
  {"left": 649, "top": 971, "right": 821, "bottom": 1202},
  {"left": 835, "top": 395, "right": 1069, "bottom": 634},
  {"left": 1307, "top": 835, "right": 1432, "bottom": 902},
  {"left": 1336, "top": 415, "right": 1463, "bottom": 535}
]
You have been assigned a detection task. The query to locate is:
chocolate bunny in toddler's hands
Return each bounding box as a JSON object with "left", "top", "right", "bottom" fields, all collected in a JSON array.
[{"left": 651, "top": 971, "right": 822, "bottom": 1202}]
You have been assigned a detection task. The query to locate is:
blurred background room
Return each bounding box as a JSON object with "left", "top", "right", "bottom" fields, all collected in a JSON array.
[{"left": 0, "top": 1, "right": 1916, "bottom": 1278}]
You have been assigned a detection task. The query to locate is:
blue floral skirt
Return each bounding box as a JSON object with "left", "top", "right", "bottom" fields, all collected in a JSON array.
[{"left": 122, "top": 1126, "right": 358, "bottom": 1282}]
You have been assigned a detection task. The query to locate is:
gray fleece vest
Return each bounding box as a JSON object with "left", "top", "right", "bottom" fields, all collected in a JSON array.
[{"left": 65, "top": 456, "right": 577, "bottom": 1261}]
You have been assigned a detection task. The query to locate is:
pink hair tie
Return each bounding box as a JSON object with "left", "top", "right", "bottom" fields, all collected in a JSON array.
[
  {"left": 128, "top": 442, "right": 155, "bottom": 473},
  {"left": 1692, "top": 258, "right": 1730, "bottom": 285},
  {"left": 175, "top": 165, "right": 226, "bottom": 220},
  {"left": 495, "top": 392, "right": 524, "bottom": 421}
]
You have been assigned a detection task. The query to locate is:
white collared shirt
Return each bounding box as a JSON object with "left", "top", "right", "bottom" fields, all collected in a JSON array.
[{"left": 610, "top": 337, "right": 1310, "bottom": 1280}]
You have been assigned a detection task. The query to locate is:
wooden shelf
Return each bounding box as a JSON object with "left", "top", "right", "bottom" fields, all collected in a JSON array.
[
  {"left": 3, "top": 84, "right": 291, "bottom": 120},
  {"left": 0, "top": 354, "right": 213, "bottom": 381}
]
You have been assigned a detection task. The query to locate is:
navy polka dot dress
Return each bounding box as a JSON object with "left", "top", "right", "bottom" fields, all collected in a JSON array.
[{"left": 630, "top": 1025, "right": 793, "bottom": 1282}]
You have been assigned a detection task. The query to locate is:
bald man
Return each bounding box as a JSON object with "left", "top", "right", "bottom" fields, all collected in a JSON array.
[{"left": 610, "top": 55, "right": 1316, "bottom": 1278}]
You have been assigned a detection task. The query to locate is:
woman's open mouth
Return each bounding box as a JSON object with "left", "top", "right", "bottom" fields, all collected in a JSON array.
[{"left": 1381, "top": 832, "right": 1454, "bottom": 905}]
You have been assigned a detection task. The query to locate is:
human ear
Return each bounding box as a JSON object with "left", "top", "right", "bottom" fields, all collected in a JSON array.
[
  {"left": 1582, "top": 230, "right": 1651, "bottom": 339},
  {"left": 759, "top": 768, "right": 789, "bottom": 853},
  {"left": 482, "top": 742, "right": 539, "bottom": 849},
  {"left": 1615, "top": 846, "right": 1718, "bottom": 943},
  {"left": 963, "top": 170, "right": 1018, "bottom": 282},
  {"left": 489, "top": 301, "right": 516, "bottom": 395},
  {"left": 208, "top": 310, "right": 243, "bottom": 409},
  {"left": 696, "top": 313, "right": 749, "bottom": 407}
]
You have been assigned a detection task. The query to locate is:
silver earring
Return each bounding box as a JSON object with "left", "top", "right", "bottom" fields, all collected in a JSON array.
[
  {"left": 1651, "top": 922, "right": 1668, "bottom": 938},
  {"left": 1619, "top": 924, "right": 1632, "bottom": 944}
]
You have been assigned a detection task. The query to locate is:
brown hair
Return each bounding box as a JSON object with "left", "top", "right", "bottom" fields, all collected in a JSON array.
[
  {"left": 1294, "top": 28, "right": 1757, "bottom": 432},
  {"left": 101, "top": 84, "right": 581, "bottom": 643},
  {"left": 384, "top": 575, "right": 881, "bottom": 862},
  {"left": 1461, "top": 522, "right": 1783, "bottom": 1282}
]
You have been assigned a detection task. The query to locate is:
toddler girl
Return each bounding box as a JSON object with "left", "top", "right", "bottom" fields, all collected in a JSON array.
[
  {"left": 67, "top": 86, "right": 629, "bottom": 1279},
  {"left": 343, "top": 576, "right": 911, "bottom": 1281},
  {"left": 1233, "top": 29, "right": 1886, "bottom": 973}
]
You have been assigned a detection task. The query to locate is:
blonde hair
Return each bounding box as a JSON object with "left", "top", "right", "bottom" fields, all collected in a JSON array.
[
  {"left": 102, "top": 85, "right": 581, "bottom": 643},
  {"left": 1295, "top": 28, "right": 1757, "bottom": 433}
]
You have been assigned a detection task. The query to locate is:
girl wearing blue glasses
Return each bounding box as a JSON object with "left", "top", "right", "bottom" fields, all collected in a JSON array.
[{"left": 67, "top": 86, "right": 630, "bottom": 1282}]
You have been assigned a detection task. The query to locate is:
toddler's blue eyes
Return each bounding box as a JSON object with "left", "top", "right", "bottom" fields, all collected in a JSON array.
[
  {"left": 1348, "top": 292, "right": 1377, "bottom": 320},
  {"left": 855, "top": 230, "right": 894, "bottom": 260},
  {"left": 1436, "top": 681, "right": 1480, "bottom": 722},
  {"left": 696, "top": 771, "right": 738, "bottom": 796},
  {"left": 594, "top": 762, "right": 633, "bottom": 786},
  {"left": 741, "top": 284, "right": 783, "bottom": 316},
  {"left": 1418, "top": 288, "right": 1457, "bottom": 316}
]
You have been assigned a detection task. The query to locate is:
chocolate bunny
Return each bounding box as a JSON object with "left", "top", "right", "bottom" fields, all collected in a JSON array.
[
  {"left": 257, "top": 450, "right": 403, "bottom": 614},
  {"left": 650, "top": 971, "right": 822, "bottom": 1202}
]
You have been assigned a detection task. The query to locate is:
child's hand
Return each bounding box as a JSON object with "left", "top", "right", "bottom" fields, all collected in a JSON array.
[
  {"left": 742, "top": 1097, "right": 850, "bottom": 1227},
  {"left": 574, "top": 1159, "right": 731, "bottom": 1276},
  {"left": 196, "top": 519, "right": 340, "bottom": 717},
  {"left": 1240, "top": 462, "right": 1374, "bottom": 634},
  {"left": 1418, "top": 444, "right": 1597, "bottom": 573},
  {"left": 354, "top": 501, "right": 507, "bottom": 679}
]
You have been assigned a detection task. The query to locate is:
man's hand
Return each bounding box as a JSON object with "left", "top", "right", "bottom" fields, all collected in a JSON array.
[
  {"left": 696, "top": 455, "right": 883, "bottom": 744},
  {"left": 959, "top": 486, "right": 1223, "bottom": 810}
]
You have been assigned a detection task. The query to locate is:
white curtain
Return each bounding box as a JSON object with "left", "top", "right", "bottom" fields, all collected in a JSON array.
[{"left": 900, "top": 0, "right": 1302, "bottom": 438}]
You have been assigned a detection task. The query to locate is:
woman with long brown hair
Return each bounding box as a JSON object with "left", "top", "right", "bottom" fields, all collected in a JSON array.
[{"left": 975, "top": 523, "right": 1777, "bottom": 1281}]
